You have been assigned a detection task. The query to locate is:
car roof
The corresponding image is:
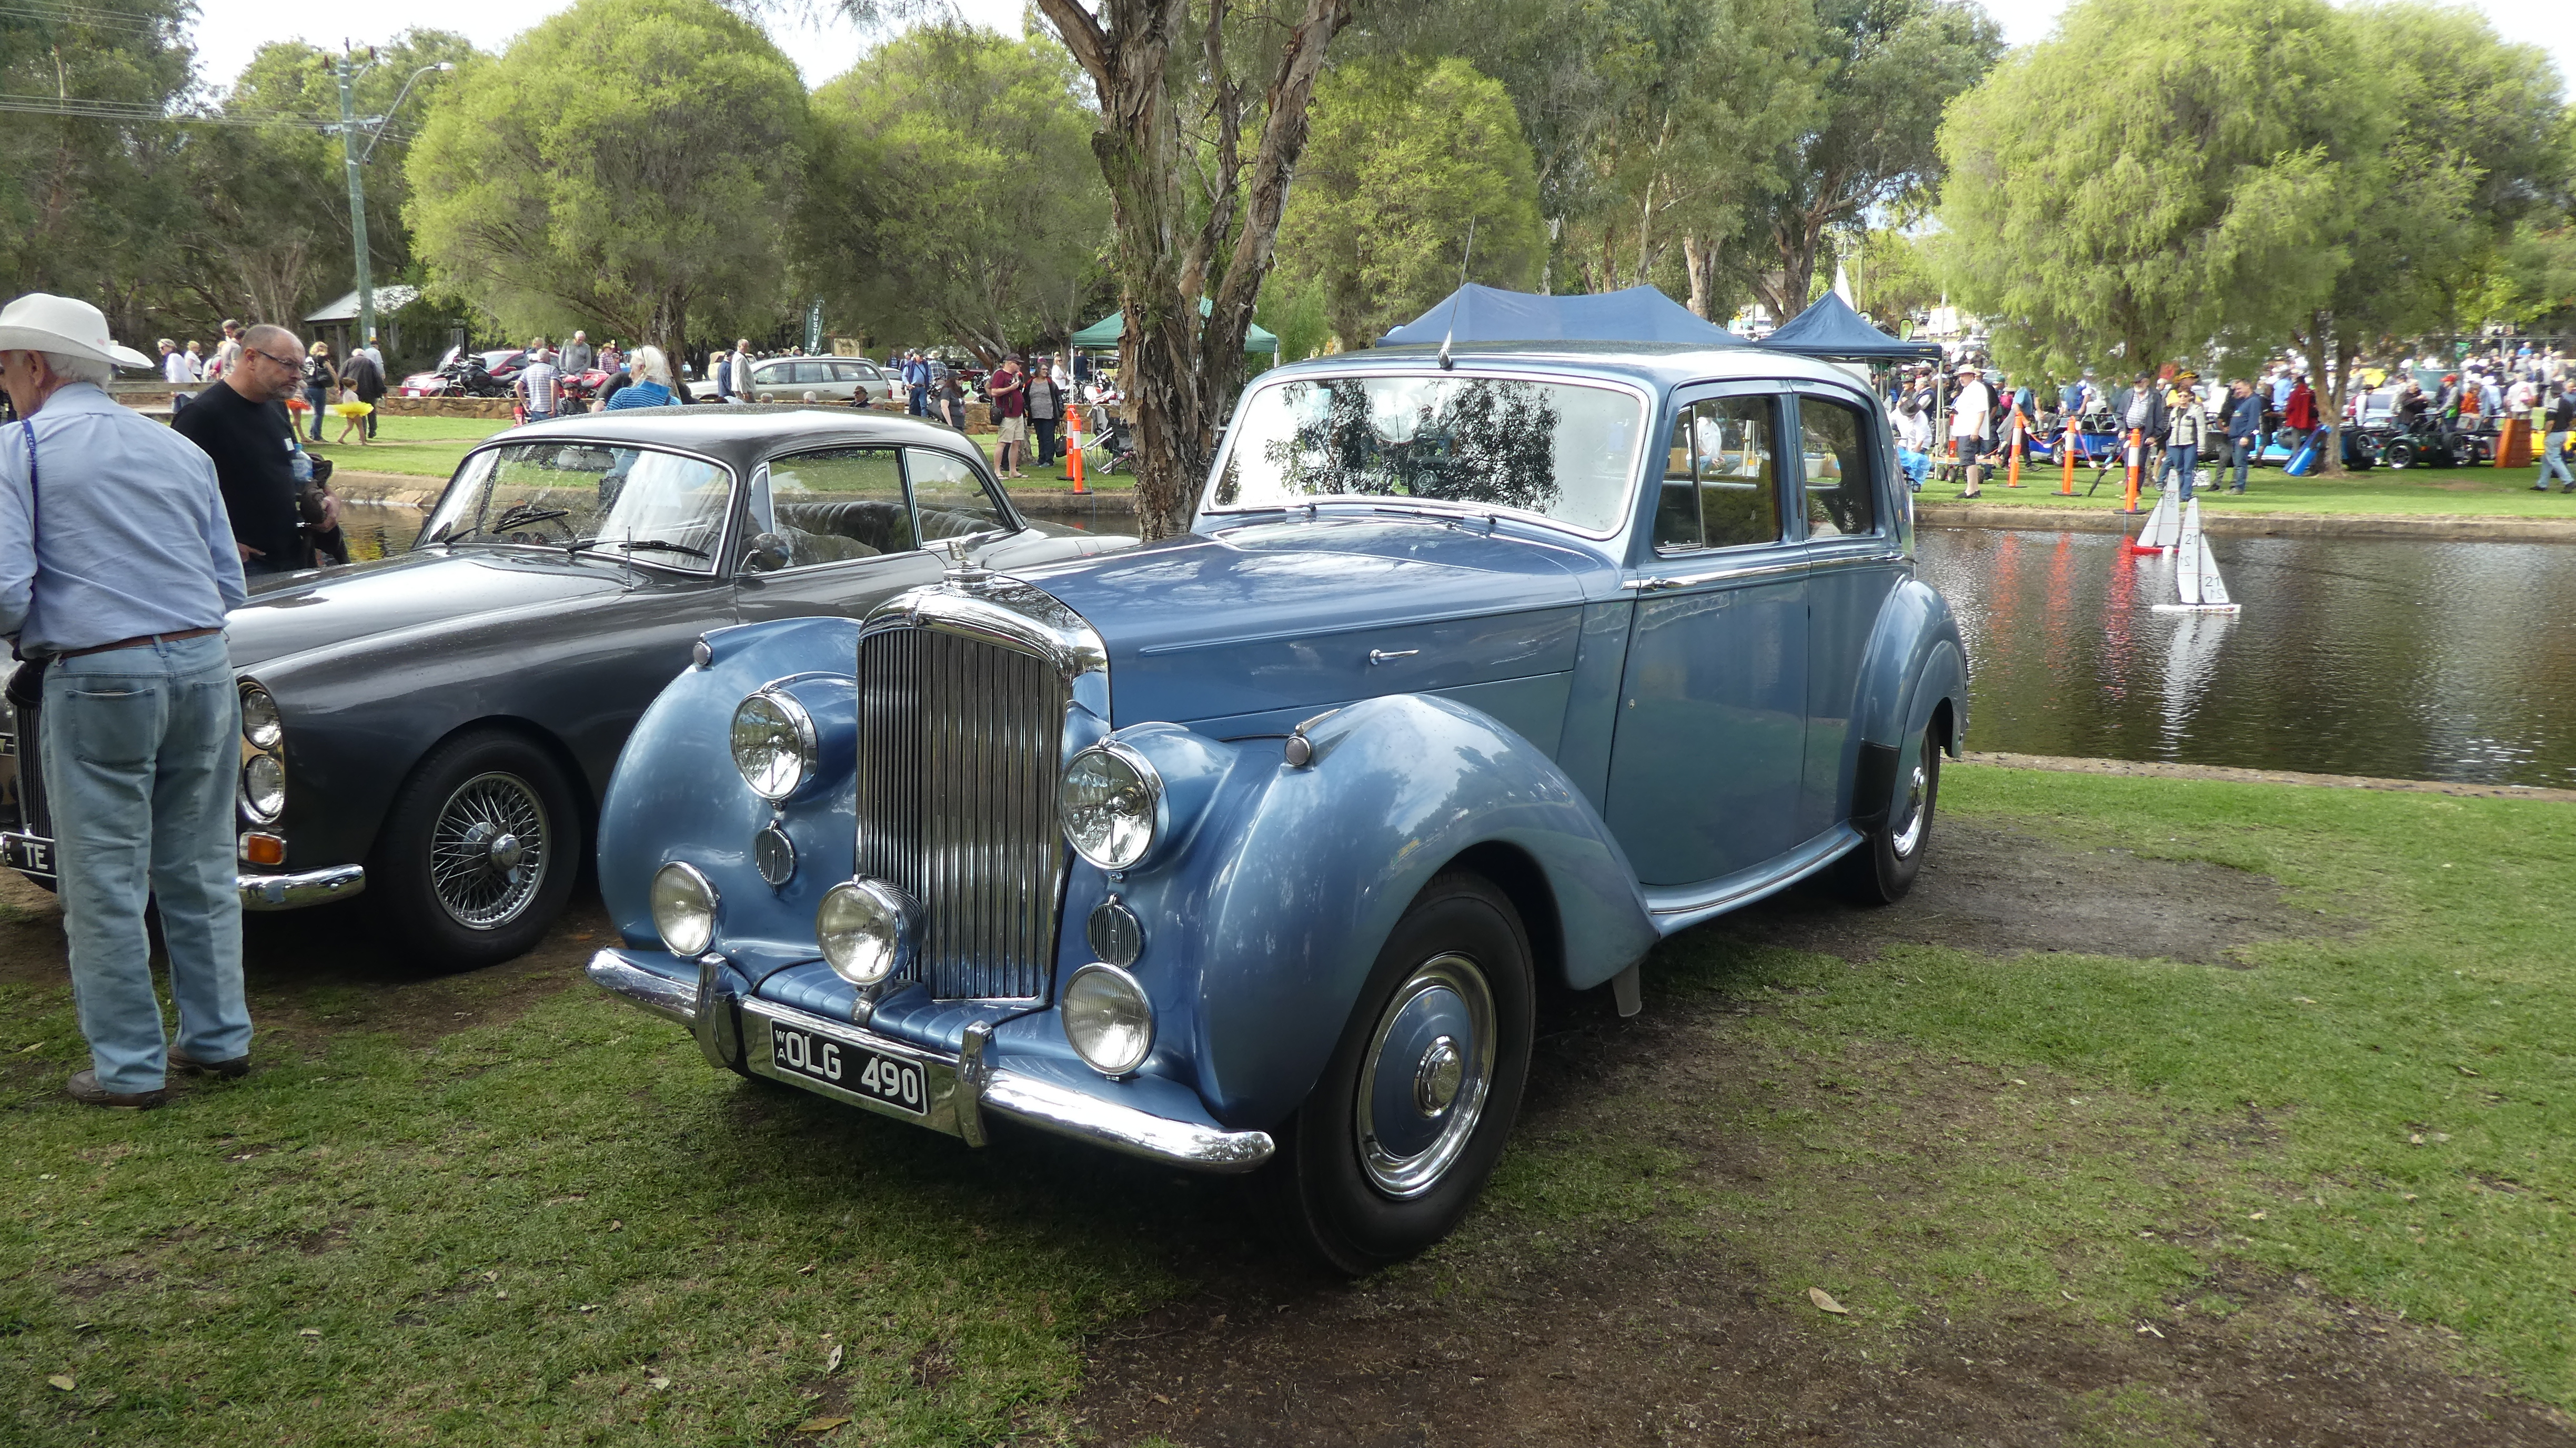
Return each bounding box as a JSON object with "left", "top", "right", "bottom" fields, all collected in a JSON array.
[
  {"left": 752, "top": 354, "right": 875, "bottom": 366},
  {"left": 1264, "top": 341, "right": 1876, "bottom": 398},
  {"left": 485, "top": 407, "right": 984, "bottom": 473}
]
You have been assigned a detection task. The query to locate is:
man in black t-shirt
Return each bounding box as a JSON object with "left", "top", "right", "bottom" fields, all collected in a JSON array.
[{"left": 170, "top": 323, "right": 330, "bottom": 575}]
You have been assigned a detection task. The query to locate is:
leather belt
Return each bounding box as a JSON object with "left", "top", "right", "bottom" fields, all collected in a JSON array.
[{"left": 52, "top": 626, "right": 223, "bottom": 662}]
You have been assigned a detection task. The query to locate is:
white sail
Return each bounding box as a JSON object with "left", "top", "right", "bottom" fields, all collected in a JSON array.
[
  {"left": 2193, "top": 528, "right": 2233, "bottom": 607},
  {"left": 2153, "top": 499, "right": 2241, "bottom": 612},
  {"left": 2137, "top": 489, "right": 2180, "bottom": 550},
  {"left": 2174, "top": 500, "right": 2203, "bottom": 604}
]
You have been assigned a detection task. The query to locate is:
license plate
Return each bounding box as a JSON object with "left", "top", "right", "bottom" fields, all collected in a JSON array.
[
  {"left": 1, "top": 832, "right": 53, "bottom": 876},
  {"left": 770, "top": 1022, "right": 925, "bottom": 1117}
]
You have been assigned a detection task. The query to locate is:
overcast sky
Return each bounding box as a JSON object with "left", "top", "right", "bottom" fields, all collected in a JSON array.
[{"left": 186, "top": 0, "right": 2571, "bottom": 106}]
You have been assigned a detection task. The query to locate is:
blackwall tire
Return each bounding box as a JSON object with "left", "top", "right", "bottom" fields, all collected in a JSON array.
[
  {"left": 1266, "top": 871, "right": 1535, "bottom": 1275},
  {"left": 1833, "top": 723, "right": 1941, "bottom": 906},
  {"left": 369, "top": 729, "right": 580, "bottom": 969}
]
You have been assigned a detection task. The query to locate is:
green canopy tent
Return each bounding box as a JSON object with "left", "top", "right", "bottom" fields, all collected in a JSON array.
[{"left": 1071, "top": 298, "right": 1278, "bottom": 353}]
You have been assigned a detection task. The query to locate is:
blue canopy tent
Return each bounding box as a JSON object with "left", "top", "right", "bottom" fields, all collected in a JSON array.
[
  {"left": 1754, "top": 293, "right": 1941, "bottom": 362},
  {"left": 1376, "top": 284, "right": 1753, "bottom": 347}
]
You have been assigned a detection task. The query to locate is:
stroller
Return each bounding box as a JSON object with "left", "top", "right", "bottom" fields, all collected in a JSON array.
[{"left": 1078, "top": 402, "right": 1139, "bottom": 475}]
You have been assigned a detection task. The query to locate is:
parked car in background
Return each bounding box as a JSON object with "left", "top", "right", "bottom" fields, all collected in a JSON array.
[
  {"left": 401, "top": 347, "right": 527, "bottom": 398},
  {"left": 586, "top": 342, "right": 1970, "bottom": 1271},
  {"left": 0, "top": 409, "right": 1129, "bottom": 969},
  {"left": 750, "top": 355, "right": 895, "bottom": 405}
]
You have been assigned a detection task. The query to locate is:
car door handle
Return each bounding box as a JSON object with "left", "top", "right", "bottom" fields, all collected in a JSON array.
[{"left": 1368, "top": 649, "right": 1419, "bottom": 666}]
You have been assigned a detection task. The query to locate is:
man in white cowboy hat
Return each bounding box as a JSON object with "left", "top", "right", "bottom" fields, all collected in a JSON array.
[
  {"left": 1948, "top": 360, "right": 1995, "bottom": 499},
  {"left": 0, "top": 292, "right": 251, "bottom": 1109}
]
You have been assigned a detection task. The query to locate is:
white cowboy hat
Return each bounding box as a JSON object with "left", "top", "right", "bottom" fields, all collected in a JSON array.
[{"left": 0, "top": 291, "right": 155, "bottom": 370}]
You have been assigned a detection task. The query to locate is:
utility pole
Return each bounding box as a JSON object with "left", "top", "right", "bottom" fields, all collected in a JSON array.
[
  {"left": 336, "top": 45, "right": 375, "bottom": 351},
  {"left": 331, "top": 46, "right": 453, "bottom": 358}
]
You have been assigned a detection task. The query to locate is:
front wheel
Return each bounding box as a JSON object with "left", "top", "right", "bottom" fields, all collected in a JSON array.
[
  {"left": 1266, "top": 871, "right": 1535, "bottom": 1274},
  {"left": 2383, "top": 438, "right": 2417, "bottom": 469},
  {"left": 369, "top": 728, "right": 580, "bottom": 968},
  {"left": 1834, "top": 723, "right": 1941, "bottom": 905}
]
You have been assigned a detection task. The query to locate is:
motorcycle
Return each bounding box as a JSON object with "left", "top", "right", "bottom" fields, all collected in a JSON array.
[{"left": 399, "top": 346, "right": 521, "bottom": 399}]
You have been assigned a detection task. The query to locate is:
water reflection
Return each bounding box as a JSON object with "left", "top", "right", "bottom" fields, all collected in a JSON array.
[{"left": 1918, "top": 528, "right": 2576, "bottom": 787}]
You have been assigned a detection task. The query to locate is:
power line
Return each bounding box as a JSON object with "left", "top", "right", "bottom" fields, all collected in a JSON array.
[
  {"left": 0, "top": 92, "right": 363, "bottom": 132},
  {"left": 0, "top": 0, "right": 169, "bottom": 35}
]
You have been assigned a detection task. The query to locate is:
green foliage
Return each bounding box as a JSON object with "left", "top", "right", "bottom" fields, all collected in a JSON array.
[
  {"left": 1848, "top": 227, "right": 1941, "bottom": 324},
  {"left": 171, "top": 32, "right": 475, "bottom": 339},
  {"left": 1254, "top": 268, "right": 1331, "bottom": 362},
  {"left": 1275, "top": 58, "right": 1544, "bottom": 348},
  {"left": 1937, "top": 0, "right": 2380, "bottom": 379},
  {"left": 0, "top": 0, "right": 193, "bottom": 335},
  {"left": 803, "top": 25, "right": 1108, "bottom": 359},
  {"left": 405, "top": 0, "right": 807, "bottom": 350},
  {"left": 2484, "top": 222, "right": 2576, "bottom": 327}
]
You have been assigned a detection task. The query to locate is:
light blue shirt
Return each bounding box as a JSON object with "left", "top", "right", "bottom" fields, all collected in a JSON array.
[{"left": 0, "top": 383, "right": 247, "bottom": 655}]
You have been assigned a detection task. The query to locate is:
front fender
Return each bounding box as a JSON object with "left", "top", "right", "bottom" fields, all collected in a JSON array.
[{"left": 1095, "top": 693, "right": 1657, "bottom": 1131}]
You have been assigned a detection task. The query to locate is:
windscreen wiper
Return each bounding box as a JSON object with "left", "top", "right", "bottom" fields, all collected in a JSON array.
[{"left": 566, "top": 536, "right": 713, "bottom": 561}]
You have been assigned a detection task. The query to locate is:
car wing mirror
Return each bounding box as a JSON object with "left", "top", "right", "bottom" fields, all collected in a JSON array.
[{"left": 743, "top": 531, "right": 792, "bottom": 572}]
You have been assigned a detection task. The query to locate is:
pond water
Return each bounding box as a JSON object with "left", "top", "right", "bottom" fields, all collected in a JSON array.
[
  {"left": 1917, "top": 528, "right": 2576, "bottom": 788},
  {"left": 340, "top": 504, "right": 2576, "bottom": 788}
]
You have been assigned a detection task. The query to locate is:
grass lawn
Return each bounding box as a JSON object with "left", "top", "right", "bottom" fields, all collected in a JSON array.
[
  {"left": 1924, "top": 454, "right": 2576, "bottom": 518},
  {"left": 306, "top": 415, "right": 511, "bottom": 485},
  {"left": 2, "top": 766, "right": 2568, "bottom": 1442}
]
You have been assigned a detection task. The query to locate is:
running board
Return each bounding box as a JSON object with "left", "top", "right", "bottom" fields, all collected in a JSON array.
[{"left": 1640, "top": 825, "right": 1866, "bottom": 937}]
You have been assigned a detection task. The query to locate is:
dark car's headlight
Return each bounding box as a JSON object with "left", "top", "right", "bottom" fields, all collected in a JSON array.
[
  {"left": 730, "top": 688, "right": 814, "bottom": 801},
  {"left": 1059, "top": 742, "right": 1161, "bottom": 871},
  {"left": 650, "top": 862, "right": 718, "bottom": 957},
  {"left": 240, "top": 685, "right": 283, "bottom": 749},
  {"left": 239, "top": 753, "right": 285, "bottom": 822}
]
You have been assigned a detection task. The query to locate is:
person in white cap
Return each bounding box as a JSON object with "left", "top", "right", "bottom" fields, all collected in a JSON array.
[
  {"left": 1949, "top": 361, "right": 1994, "bottom": 499},
  {"left": 0, "top": 292, "right": 251, "bottom": 1109}
]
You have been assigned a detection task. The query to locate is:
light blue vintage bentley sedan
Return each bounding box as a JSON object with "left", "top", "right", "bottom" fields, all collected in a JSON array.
[{"left": 586, "top": 340, "right": 1968, "bottom": 1270}]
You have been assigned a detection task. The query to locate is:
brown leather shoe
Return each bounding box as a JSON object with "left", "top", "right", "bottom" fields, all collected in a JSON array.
[
  {"left": 169, "top": 1047, "right": 250, "bottom": 1079},
  {"left": 67, "top": 1070, "right": 168, "bottom": 1109}
]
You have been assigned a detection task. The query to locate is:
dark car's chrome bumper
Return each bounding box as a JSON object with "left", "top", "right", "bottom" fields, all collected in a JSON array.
[
  {"left": 586, "top": 948, "right": 1275, "bottom": 1173},
  {"left": 240, "top": 865, "right": 366, "bottom": 911}
]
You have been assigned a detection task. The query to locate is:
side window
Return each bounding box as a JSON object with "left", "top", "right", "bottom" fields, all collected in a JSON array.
[
  {"left": 760, "top": 447, "right": 913, "bottom": 567},
  {"left": 753, "top": 364, "right": 784, "bottom": 389},
  {"left": 1655, "top": 396, "right": 1782, "bottom": 552},
  {"left": 831, "top": 361, "right": 870, "bottom": 383},
  {"left": 906, "top": 449, "right": 1012, "bottom": 541},
  {"left": 1798, "top": 395, "right": 1879, "bottom": 539},
  {"left": 792, "top": 361, "right": 833, "bottom": 386}
]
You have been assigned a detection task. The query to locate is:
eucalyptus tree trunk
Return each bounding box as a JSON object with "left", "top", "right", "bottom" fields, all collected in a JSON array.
[{"left": 1036, "top": 0, "right": 1355, "bottom": 540}]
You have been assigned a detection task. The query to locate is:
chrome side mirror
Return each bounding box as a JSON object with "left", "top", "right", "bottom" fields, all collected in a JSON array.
[{"left": 743, "top": 531, "right": 792, "bottom": 572}]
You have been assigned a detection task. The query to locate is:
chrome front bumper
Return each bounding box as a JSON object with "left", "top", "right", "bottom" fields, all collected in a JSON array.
[
  {"left": 585, "top": 949, "right": 1275, "bottom": 1173},
  {"left": 240, "top": 865, "right": 367, "bottom": 911}
]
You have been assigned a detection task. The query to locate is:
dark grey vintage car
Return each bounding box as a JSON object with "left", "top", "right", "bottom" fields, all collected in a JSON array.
[{"left": 0, "top": 408, "right": 1127, "bottom": 967}]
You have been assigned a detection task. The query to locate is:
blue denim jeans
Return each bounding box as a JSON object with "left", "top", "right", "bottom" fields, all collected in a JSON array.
[
  {"left": 2161, "top": 443, "right": 2198, "bottom": 500},
  {"left": 2227, "top": 437, "right": 2253, "bottom": 491},
  {"left": 39, "top": 633, "right": 248, "bottom": 1092},
  {"left": 2544, "top": 431, "right": 2572, "bottom": 487}
]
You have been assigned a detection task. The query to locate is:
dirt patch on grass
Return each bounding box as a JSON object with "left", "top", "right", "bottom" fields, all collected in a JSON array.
[
  {"left": 1075, "top": 1244, "right": 2572, "bottom": 1446},
  {"left": 1719, "top": 818, "right": 2342, "bottom": 967},
  {"left": 1069, "top": 824, "right": 2566, "bottom": 1447}
]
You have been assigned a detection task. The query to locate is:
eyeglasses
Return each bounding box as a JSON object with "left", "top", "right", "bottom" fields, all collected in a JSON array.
[{"left": 244, "top": 346, "right": 304, "bottom": 371}]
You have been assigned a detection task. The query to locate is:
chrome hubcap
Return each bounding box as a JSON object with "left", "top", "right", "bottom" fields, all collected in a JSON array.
[
  {"left": 429, "top": 772, "right": 548, "bottom": 929},
  {"left": 1891, "top": 763, "right": 1929, "bottom": 859},
  {"left": 1357, "top": 954, "right": 1495, "bottom": 1199}
]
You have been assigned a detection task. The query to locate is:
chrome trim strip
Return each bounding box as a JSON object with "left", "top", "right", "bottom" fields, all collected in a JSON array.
[
  {"left": 1643, "top": 826, "right": 1864, "bottom": 931},
  {"left": 1804, "top": 549, "right": 1905, "bottom": 574},
  {"left": 1623, "top": 557, "right": 1809, "bottom": 591},
  {"left": 585, "top": 948, "right": 699, "bottom": 1024},
  {"left": 238, "top": 864, "right": 365, "bottom": 911}
]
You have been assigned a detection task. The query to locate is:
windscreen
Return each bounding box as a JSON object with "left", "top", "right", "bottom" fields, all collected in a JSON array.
[
  {"left": 417, "top": 442, "right": 732, "bottom": 572},
  {"left": 1209, "top": 374, "right": 1647, "bottom": 534}
]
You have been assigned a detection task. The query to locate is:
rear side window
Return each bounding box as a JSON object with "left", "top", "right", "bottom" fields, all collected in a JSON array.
[
  {"left": 762, "top": 447, "right": 913, "bottom": 564},
  {"left": 1655, "top": 396, "right": 1782, "bottom": 552},
  {"left": 832, "top": 361, "right": 871, "bottom": 383},
  {"left": 1798, "top": 395, "right": 1879, "bottom": 539},
  {"left": 791, "top": 361, "right": 834, "bottom": 385}
]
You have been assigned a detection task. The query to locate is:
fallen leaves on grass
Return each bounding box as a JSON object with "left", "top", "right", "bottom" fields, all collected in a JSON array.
[
  {"left": 794, "top": 1417, "right": 851, "bottom": 1434},
  {"left": 826, "top": 1343, "right": 844, "bottom": 1374},
  {"left": 1808, "top": 1287, "right": 1850, "bottom": 1315},
  {"left": 46, "top": 1375, "right": 73, "bottom": 1392}
]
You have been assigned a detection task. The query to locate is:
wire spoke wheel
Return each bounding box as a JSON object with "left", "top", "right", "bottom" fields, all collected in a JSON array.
[{"left": 427, "top": 771, "right": 549, "bottom": 929}]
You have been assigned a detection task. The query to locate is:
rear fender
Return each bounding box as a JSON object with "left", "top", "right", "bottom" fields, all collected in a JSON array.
[
  {"left": 1847, "top": 579, "right": 1968, "bottom": 822},
  {"left": 1089, "top": 693, "right": 1656, "bottom": 1130}
]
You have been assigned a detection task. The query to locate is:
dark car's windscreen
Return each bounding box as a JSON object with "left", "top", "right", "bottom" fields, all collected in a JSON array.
[
  {"left": 418, "top": 443, "right": 731, "bottom": 571},
  {"left": 1209, "top": 374, "right": 1647, "bottom": 534}
]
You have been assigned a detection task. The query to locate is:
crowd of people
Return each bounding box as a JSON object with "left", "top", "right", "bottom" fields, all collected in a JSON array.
[{"left": 1886, "top": 345, "right": 2576, "bottom": 501}]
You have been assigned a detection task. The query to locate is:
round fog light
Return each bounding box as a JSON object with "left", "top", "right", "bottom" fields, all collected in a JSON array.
[
  {"left": 818, "top": 878, "right": 913, "bottom": 987},
  {"left": 649, "top": 862, "right": 718, "bottom": 957},
  {"left": 240, "top": 752, "right": 285, "bottom": 822},
  {"left": 1062, "top": 963, "right": 1153, "bottom": 1076}
]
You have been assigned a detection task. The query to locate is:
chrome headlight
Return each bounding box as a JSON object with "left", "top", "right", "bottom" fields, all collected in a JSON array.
[
  {"left": 239, "top": 753, "right": 285, "bottom": 822},
  {"left": 649, "top": 861, "right": 718, "bottom": 957},
  {"left": 730, "top": 688, "right": 814, "bottom": 801},
  {"left": 1063, "top": 963, "right": 1153, "bottom": 1075},
  {"left": 1058, "top": 742, "right": 1161, "bottom": 871},
  {"left": 240, "top": 684, "right": 282, "bottom": 749},
  {"left": 817, "top": 878, "right": 913, "bottom": 987}
]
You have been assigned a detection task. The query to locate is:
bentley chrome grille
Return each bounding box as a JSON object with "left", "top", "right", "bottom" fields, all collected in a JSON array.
[{"left": 857, "top": 626, "right": 1068, "bottom": 1001}]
